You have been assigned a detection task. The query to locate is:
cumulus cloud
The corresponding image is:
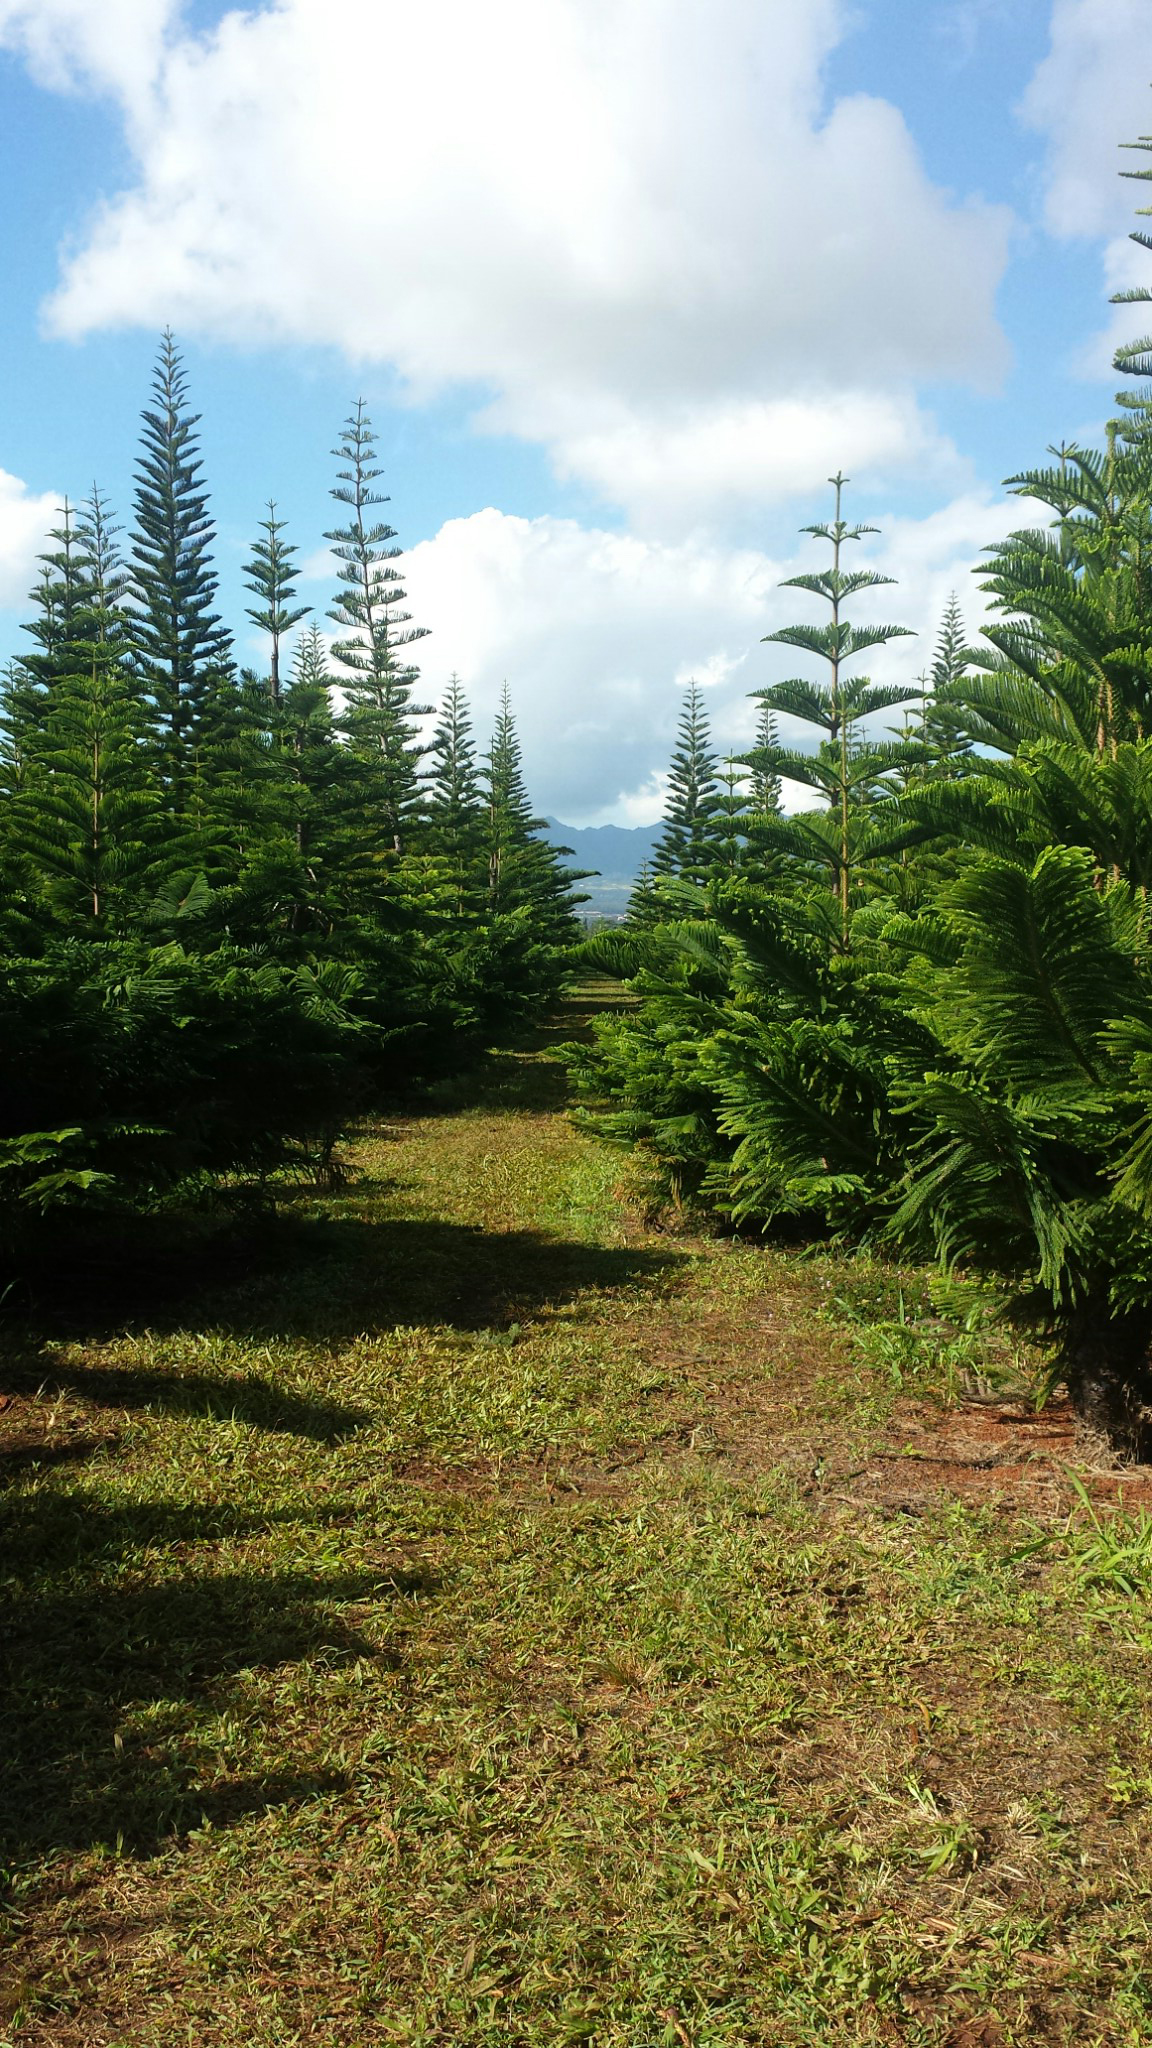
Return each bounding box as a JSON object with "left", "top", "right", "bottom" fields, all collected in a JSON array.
[
  {"left": 1022, "top": 0, "right": 1152, "bottom": 240},
  {"left": 1020, "top": 0, "right": 1152, "bottom": 385},
  {"left": 515, "top": 391, "right": 964, "bottom": 537},
  {"left": 0, "top": 0, "right": 173, "bottom": 107},
  {"left": 0, "top": 0, "right": 1057, "bottom": 819},
  {"left": 401, "top": 491, "right": 1027, "bottom": 824},
  {"left": 0, "top": 469, "right": 61, "bottom": 611},
  {"left": 401, "top": 509, "right": 780, "bottom": 820},
  {"left": 2, "top": 0, "right": 1011, "bottom": 525}
]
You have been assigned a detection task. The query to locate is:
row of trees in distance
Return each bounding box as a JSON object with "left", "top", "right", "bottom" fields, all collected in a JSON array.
[{"left": 0, "top": 338, "right": 584, "bottom": 1237}]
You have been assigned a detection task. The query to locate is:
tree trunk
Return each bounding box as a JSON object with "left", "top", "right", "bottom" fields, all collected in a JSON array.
[{"left": 1058, "top": 1298, "right": 1152, "bottom": 1459}]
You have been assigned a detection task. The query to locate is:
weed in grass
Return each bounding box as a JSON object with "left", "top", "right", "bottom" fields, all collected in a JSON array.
[
  {"left": 1011, "top": 1468, "right": 1152, "bottom": 1601},
  {"left": 828, "top": 1297, "right": 1025, "bottom": 1413}
]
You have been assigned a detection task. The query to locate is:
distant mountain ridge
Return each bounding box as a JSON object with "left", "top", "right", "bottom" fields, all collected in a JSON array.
[
  {"left": 540, "top": 816, "right": 659, "bottom": 878},
  {"left": 538, "top": 816, "right": 660, "bottom": 917}
]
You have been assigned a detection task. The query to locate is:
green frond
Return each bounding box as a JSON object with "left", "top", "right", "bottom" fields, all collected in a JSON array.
[{"left": 939, "top": 847, "right": 1142, "bottom": 1091}]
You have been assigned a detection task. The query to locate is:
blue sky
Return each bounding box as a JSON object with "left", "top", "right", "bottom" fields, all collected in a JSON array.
[{"left": 0, "top": 0, "right": 1149, "bottom": 821}]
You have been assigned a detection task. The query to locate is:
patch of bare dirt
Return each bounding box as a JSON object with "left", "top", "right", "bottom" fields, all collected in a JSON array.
[
  {"left": 591, "top": 1293, "right": 1152, "bottom": 1520},
  {"left": 839, "top": 1396, "right": 1152, "bottom": 1517}
]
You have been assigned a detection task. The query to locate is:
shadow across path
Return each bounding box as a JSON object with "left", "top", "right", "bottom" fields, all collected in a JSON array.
[
  {"left": 0, "top": 1348, "right": 369, "bottom": 1440},
  {"left": 1, "top": 1486, "right": 407, "bottom": 1864},
  {"left": 5, "top": 1215, "right": 684, "bottom": 1361},
  {"left": 220, "top": 1215, "right": 684, "bottom": 1346}
]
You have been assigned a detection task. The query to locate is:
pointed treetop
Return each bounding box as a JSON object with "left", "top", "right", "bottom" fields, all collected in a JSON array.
[
  {"left": 130, "top": 329, "right": 233, "bottom": 748},
  {"left": 290, "top": 621, "right": 331, "bottom": 692},
  {"left": 796, "top": 471, "right": 880, "bottom": 550},
  {"left": 244, "top": 501, "right": 309, "bottom": 702},
  {"left": 650, "top": 680, "right": 724, "bottom": 885},
  {"left": 325, "top": 400, "right": 430, "bottom": 849}
]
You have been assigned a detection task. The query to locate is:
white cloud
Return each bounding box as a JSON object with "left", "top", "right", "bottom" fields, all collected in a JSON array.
[
  {"left": 5, "top": 0, "right": 1011, "bottom": 527},
  {"left": 401, "top": 491, "right": 1026, "bottom": 824},
  {"left": 937, "top": 2, "right": 1013, "bottom": 67},
  {"left": 0, "top": 0, "right": 173, "bottom": 108},
  {"left": 402, "top": 508, "right": 780, "bottom": 820},
  {"left": 0, "top": 469, "right": 61, "bottom": 611},
  {"left": 1022, "top": 0, "right": 1152, "bottom": 241},
  {"left": 1020, "top": 1, "right": 1152, "bottom": 389},
  {"left": 524, "top": 390, "right": 963, "bottom": 537}
]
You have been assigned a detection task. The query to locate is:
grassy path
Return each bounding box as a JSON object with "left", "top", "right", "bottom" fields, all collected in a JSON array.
[{"left": 4, "top": 987, "right": 1152, "bottom": 2045}]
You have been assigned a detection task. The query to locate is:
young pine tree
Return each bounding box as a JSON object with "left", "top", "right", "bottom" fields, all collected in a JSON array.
[
  {"left": 8, "top": 491, "right": 157, "bottom": 928},
  {"left": 754, "top": 474, "right": 917, "bottom": 939},
  {"left": 77, "top": 488, "right": 134, "bottom": 649},
  {"left": 914, "top": 593, "right": 976, "bottom": 773},
  {"left": 18, "top": 500, "right": 90, "bottom": 708},
  {"left": 425, "top": 674, "right": 486, "bottom": 908},
  {"left": 625, "top": 860, "right": 660, "bottom": 927},
  {"left": 484, "top": 686, "right": 583, "bottom": 942},
  {"left": 129, "top": 331, "right": 234, "bottom": 784},
  {"left": 244, "top": 502, "right": 309, "bottom": 702},
  {"left": 715, "top": 757, "right": 751, "bottom": 871},
  {"left": 284, "top": 621, "right": 333, "bottom": 740},
  {"left": 746, "top": 701, "right": 782, "bottom": 816},
  {"left": 326, "top": 402, "right": 430, "bottom": 852},
  {"left": 0, "top": 511, "right": 78, "bottom": 927},
  {"left": 272, "top": 622, "right": 377, "bottom": 936},
  {"left": 650, "top": 682, "right": 724, "bottom": 886},
  {"left": 4, "top": 502, "right": 95, "bottom": 782}
]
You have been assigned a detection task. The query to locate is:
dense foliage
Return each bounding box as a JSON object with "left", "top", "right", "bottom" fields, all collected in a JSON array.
[
  {"left": 0, "top": 338, "right": 584, "bottom": 1243},
  {"left": 571, "top": 133, "right": 1152, "bottom": 1451}
]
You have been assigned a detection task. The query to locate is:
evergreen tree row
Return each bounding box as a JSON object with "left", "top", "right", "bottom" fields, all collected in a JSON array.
[
  {"left": 572, "top": 114, "right": 1152, "bottom": 1456},
  {"left": 0, "top": 337, "right": 584, "bottom": 1236}
]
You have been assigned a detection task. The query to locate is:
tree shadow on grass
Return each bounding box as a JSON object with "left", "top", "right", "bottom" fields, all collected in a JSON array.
[
  {"left": 1, "top": 1490, "right": 412, "bottom": 1865},
  {"left": 420, "top": 1038, "right": 573, "bottom": 1117},
  {"left": 0, "top": 1346, "right": 370, "bottom": 1441},
  {"left": 2, "top": 1493, "right": 378, "bottom": 1568},
  {"left": 0, "top": 1435, "right": 110, "bottom": 1475},
  {"left": 7, "top": 1215, "right": 685, "bottom": 1361},
  {"left": 194, "top": 1215, "right": 686, "bottom": 1346}
]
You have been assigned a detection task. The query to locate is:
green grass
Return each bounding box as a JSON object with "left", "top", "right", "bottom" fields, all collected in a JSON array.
[{"left": 4, "top": 987, "right": 1152, "bottom": 2044}]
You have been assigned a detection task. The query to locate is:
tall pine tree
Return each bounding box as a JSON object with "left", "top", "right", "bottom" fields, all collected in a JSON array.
[
  {"left": 129, "top": 331, "right": 234, "bottom": 785},
  {"left": 1111, "top": 121, "right": 1152, "bottom": 430},
  {"left": 754, "top": 474, "right": 917, "bottom": 939},
  {"left": 326, "top": 402, "right": 430, "bottom": 852}
]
